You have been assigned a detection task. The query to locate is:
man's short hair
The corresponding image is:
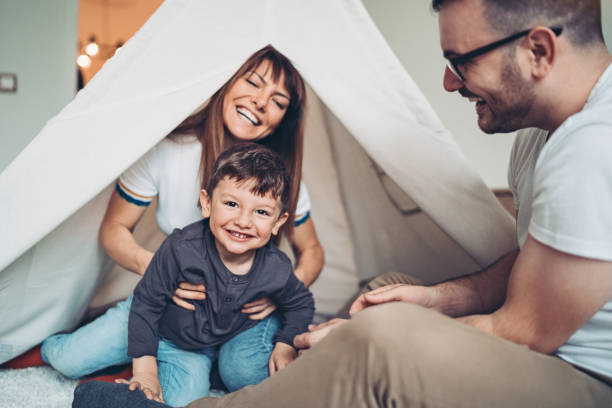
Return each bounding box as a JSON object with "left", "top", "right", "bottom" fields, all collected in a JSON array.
[
  {"left": 206, "top": 142, "right": 290, "bottom": 213},
  {"left": 432, "top": 0, "right": 604, "bottom": 47}
]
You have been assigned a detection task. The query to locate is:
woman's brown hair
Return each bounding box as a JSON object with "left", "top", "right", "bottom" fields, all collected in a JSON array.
[{"left": 171, "top": 45, "right": 306, "bottom": 241}]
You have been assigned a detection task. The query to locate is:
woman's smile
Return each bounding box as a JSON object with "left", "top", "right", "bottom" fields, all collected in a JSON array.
[{"left": 236, "top": 106, "right": 260, "bottom": 125}]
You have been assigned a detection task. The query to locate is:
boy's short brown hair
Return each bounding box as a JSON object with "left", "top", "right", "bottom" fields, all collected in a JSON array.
[{"left": 205, "top": 143, "right": 291, "bottom": 213}]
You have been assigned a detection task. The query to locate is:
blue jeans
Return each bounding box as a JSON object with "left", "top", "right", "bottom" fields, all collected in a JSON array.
[
  {"left": 73, "top": 382, "right": 171, "bottom": 408},
  {"left": 42, "top": 295, "right": 280, "bottom": 406}
]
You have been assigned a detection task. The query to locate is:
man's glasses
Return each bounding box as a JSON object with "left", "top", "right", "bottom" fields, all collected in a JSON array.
[{"left": 446, "top": 26, "right": 563, "bottom": 81}]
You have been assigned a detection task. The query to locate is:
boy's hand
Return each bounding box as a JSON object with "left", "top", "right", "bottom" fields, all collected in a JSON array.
[
  {"left": 268, "top": 342, "right": 297, "bottom": 375},
  {"left": 116, "top": 373, "right": 164, "bottom": 403},
  {"left": 117, "top": 356, "right": 164, "bottom": 403}
]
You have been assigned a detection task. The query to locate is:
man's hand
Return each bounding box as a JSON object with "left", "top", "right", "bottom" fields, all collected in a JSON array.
[
  {"left": 349, "top": 284, "right": 436, "bottom": 315},
  {"left": 172, "top": 282, "right": 206, "bottom": 311},
  {"left": 115, "top": 373, "right": 163, "bottom": 403},
  {"left": 242, "top": 297, "right": 277, "bottom": 320},
  {"left": 293, "top": 318, "right": 347, "bottom": 354},
  {"left": 268, "top": 342, "right": 297, "bottom": 375}
]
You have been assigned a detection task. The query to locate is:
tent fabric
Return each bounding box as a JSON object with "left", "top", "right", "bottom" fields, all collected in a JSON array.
[{"left": 0, "top": 0, "right": 517, "bottom": 363}]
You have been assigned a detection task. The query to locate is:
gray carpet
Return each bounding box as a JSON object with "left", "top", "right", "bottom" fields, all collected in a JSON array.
[
  {"left": 0, "top": 367, "right": 228, "bottom": 407},
  {"left": 0, "top": 367, "right": 77, "bottom": 408}
]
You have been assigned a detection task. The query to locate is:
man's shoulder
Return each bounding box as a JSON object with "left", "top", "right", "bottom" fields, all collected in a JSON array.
[
  {"left": 546, "top": 115, "right": 612, "bottom": 164},
  {"left": 559, "top": 68, "right": 612, "bottom": 142}
]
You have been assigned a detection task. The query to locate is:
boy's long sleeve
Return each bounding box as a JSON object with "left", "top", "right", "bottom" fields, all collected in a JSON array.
[
  {"left": 272, "top": 272, "right": 315, "bottom": 348},
  {"left": 128, "top": 235, "right": 180, "bottom": 358}
]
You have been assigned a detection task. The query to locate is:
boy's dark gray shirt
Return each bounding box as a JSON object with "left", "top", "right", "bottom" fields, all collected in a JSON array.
[{"left": 128, "top": 219, "right": 315, "bottom": 358}]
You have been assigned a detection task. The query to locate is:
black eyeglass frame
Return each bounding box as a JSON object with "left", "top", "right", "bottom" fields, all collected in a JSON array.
[{"left": 446, "top": 26, "right": 563, "bottom": 81}]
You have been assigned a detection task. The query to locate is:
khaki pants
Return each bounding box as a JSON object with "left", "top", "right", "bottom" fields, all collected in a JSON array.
[{"left": 187, "top": 273, "right": 612, "bottom": 408}]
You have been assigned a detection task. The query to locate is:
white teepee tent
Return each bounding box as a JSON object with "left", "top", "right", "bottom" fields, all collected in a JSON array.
[{"left": 0, "top": 0, "right": 516, "bottom": 363}]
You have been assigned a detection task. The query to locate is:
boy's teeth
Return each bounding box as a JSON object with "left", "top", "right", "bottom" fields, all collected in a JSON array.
[
  {"left": 231, "top": 231, "right": 249, "bottom": 239},
  {"left": 237, "top": 107, "right": 259, "bottom": 125}
]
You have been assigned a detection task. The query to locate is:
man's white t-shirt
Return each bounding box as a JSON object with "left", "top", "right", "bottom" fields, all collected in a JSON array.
[
  {"left": 117, "top": 135, "right": 311, "bottom": 236},
  {"left": 508, "top": 64, "right": 612, "bottom": 377}
]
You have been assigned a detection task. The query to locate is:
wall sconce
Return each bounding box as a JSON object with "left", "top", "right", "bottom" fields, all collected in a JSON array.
[
  {"left": 85, "top": 36, "right": 99, "bottom": 56},
  {"left": 77, "top": 36, "right": 123, "bottom": 68}
]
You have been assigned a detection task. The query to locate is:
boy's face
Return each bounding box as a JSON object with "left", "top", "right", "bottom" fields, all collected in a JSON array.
[{"left": 200, "top": 177, "right": 288, "bottom": 259}]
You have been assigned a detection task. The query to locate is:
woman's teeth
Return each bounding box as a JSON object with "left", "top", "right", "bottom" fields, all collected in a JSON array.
[{"left": 237, "top": 107, "right": 259, "bottom": 125}]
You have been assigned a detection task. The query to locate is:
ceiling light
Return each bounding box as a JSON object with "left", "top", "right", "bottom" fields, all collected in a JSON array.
[{"left": 77, "top": 54, "right": 92, "bottom": 68}]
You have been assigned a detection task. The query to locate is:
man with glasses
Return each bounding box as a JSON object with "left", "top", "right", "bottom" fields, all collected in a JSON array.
[{"left": 74, "top": 0, "right": 612, "bottom": 407}]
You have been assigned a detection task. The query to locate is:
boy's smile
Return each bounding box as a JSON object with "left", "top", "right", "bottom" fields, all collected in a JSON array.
[{"left": 200, "top": 177, "right": 288, "bottom": 268}]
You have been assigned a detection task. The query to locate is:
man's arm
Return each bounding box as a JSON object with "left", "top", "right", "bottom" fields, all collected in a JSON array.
[
  {"left": 350, "top": 249, "right": 518, "bottom": 317},
  {"left": 296, "top": 250, "right": 518, "bottom": 352},
  {"left": 461, "top": 234, "right": 612, "bottom": 353}
]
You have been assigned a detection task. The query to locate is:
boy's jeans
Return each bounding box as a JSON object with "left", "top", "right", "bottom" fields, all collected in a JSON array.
[{"left": 41, "top": 295, "right": 280, "bottom": 407}]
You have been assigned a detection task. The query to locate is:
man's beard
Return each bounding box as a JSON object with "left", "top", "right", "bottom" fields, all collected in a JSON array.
[{"left": 478, "top": 56, "right": 536, "bottom": 134}]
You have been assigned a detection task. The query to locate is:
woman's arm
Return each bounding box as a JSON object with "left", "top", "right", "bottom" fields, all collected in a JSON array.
[
  {"left": 99, "top": 190, "right": 153, "bottom": 276},
  {"left": 290, "top": 218, "right": 324, "bottom": 287}
]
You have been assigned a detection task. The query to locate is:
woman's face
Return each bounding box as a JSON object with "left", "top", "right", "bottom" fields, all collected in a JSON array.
[{"left": 222, "top": 60, "right": 290, "bottom": 141}]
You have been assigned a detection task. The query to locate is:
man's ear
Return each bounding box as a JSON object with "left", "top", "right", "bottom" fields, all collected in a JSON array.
[
  {"left": 200, "top": 189, "right": 211, "bottom": 218},
  {"left": 524, "top": 26, "right": 557, "bottom": 79},
  {"left": 272, "top": 212, "right": 289, "bottom": 236}
]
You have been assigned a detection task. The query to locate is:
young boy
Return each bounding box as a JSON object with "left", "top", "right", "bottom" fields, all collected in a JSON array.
[{"left": 119, "top": 143, "right": 314, "bottom": 406}]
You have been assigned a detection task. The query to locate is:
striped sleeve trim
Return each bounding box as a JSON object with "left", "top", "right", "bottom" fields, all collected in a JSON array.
[
  {"left": 116, "top": 181, "right": 153, "bottom": 207},
  {"left": 294, "top": 211, "right": 310, "bottom": 227}
]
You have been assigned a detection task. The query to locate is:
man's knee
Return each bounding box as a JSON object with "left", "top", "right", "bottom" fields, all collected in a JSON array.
[
  {"left": 363, "top": 272, "right": 424, "bottom": 292},
  {"left": 338, "top": 303, "right": 452, "bottom": 354}
]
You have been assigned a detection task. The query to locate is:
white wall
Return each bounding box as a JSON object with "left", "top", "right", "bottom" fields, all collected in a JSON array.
[
  {"left": 363, "top": 0, "right": 612, "bottom": 188},
  {"left": 0, "top": 0, "right": 78, "bottom": 173}
]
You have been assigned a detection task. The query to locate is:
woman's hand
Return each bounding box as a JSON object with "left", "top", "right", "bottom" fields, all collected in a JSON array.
[
  {"left": 172, "top": 282, "right": 207, "bottom": 311},
  {"left": 268, "top": 342, "right": 297, "bottom": 375},
  {"left": 242, "top": 297, "right": 277, "bottom": 320}
]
